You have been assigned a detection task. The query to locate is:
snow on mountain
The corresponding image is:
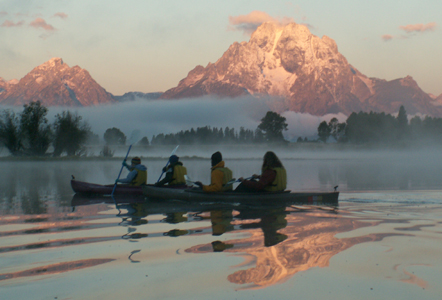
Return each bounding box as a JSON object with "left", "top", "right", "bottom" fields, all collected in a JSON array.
[
  {"left": 161, "top": 22, "right": 442, "bottom": 117},
  {"left": 0, "top": 58, "right": 115, "bottom": 107}
]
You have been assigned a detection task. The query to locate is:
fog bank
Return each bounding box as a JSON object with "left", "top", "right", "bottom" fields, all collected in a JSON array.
[{"left": 38, "top": 97, "right": 347, "bottom": 141}]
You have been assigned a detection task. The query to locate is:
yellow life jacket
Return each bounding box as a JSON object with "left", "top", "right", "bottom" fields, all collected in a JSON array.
[
  {"left": 130, "top": 168, "right": 147, "bottom": 186},
  {"left": 264, "top": 167, "right": 287, "bottom": 192},
  {"left": 169, "top": 164, "right": 187, "bottom": 185},
  {"left": 216, "top": 167, "right": 233, "bottom": 191}
]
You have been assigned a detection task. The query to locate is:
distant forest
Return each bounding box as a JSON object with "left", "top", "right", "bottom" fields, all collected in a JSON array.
[
  {"left": 316, "top": 106, "right": 442, "bottom": 145},
  {"left": 1, "top": 102, "right": 442, "bottom": 157}
]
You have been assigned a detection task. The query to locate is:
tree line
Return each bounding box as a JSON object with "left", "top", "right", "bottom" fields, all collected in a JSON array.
[
  {"left": 0, "top": 101, "right": 91, "bottom": 156},
  {"left": 0, "top": 102, "right": 289, "bottom": 156},
  {"left": 316, "top": 106, "right": 442, "bottom": 144}
]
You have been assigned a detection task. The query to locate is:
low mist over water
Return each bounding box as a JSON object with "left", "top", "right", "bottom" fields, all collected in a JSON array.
[{"left": 1, "top": 147, "right": 442, "bottom": 211}]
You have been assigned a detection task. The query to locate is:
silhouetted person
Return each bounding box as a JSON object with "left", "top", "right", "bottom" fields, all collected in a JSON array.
[
  {"left": 155, "top": 155, "right": 187, "bottom": 187},
  {"left": 235, "top": 151, "right": 286, "bottom": 193},
  {"left": 195, "top": 151, "right": 233, "bottom": 192}
]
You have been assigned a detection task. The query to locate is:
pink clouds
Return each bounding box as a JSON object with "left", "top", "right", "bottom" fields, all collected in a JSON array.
[
  {"left": 1, "top": 20, "right": 24, "bottom": 27},
  {"left": 53, "top": 12, "right": 68, "bottom": 19},
  {"left": 399, "top": 22, "right": 437, "bottom": 33},
  {"left": 382, "top": 34, "right": 394, "bottom": 41},
  {"left": 229, "top": 11, "right": 294, "bottom": 35},
  {"left": 382, "top": 22, "right": 437, "bottom": 41},
  {"left": 0, "top": 11, "right": 7, "bottom": 17},
  {"left": 30, "top": 18, "right": 55, "bottom": 31}
]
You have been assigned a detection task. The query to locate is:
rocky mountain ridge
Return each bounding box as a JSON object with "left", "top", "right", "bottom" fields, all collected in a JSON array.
[
  {"left": 0, "top": 58, "right": 115, "bottom": 107},
  {"left": 1, "top": 24, "right": 441, "bottom": 117},
  {"left": 161, "top": 22, "right": 442, "bottom": 116}
]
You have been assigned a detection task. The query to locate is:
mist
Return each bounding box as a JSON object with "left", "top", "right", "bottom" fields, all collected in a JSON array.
[{"left": 37, "top": 96, "right": 347, "bottom": 142}]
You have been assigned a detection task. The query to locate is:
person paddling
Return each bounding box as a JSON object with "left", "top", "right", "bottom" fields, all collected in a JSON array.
[
  {"left": 155, "top": 155, "right": 187, "bottom": 187},
  {"left": 235, "top": 151, "right": 286, "bottom": 193},
  {"left": 194, "top": 151, "right": 233, "bottom": 192},
  {"left": 116, "top": 157, "right": 147, "bottom": 186}
]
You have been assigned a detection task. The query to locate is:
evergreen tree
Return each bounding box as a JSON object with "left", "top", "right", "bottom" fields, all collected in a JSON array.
[{"left": 0, "top": 110, "right": 22, "bottom": 155}]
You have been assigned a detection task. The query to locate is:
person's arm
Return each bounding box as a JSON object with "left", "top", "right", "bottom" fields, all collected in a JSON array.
[
  {"left": 241, "top": 169, "right": 276, "bottom": 190},
  {"left": 117, "top": 169, "right": 137, "bottom": 184},
  {"left": 202, "top": 169, "right": 224, "bottom": 192},
  {"left": 155, "top": 169, "right": 173, "bottom": 186}
]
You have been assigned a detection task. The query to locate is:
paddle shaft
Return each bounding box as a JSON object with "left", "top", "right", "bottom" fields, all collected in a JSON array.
[
  {"left": 157, "top": 145, "right": 179, "bottom": 183},
  {"left": 111, "top": 144, "right": 132, "bottom": 196}
]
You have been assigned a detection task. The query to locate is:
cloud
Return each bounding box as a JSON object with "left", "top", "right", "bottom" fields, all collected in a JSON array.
[
  {"left": 229, "top": 11, "right": 295, "bottom": 35},
  {"left": 29, "top": 18, "right": 56, "bottom": 31},
  {"left": 53, "top": 12, "right": 68, "bottom": 19},
  {"left": 1, "top": 20, "right": 24, "bottom": 27},
  {"left": 399, "top": 22, "right": 437, "bottom": 33},
  {"left": 0, "top": 11, "right": 7, "bottom": 17},
  {"left": 382, "top": 34, "right": 394, "bottom": 41}
]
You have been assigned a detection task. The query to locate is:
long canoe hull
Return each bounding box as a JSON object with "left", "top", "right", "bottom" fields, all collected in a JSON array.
[
  {"left": 71, "top": 180, "right": 143, "bottom": 196},
  {"left": 142, "top": 185, "right": 339, "bottom": 206}
]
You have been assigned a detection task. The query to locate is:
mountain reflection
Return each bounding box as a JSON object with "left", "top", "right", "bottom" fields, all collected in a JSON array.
[{"left": 185, "top": 208, "right": 400, "bottom": 289}]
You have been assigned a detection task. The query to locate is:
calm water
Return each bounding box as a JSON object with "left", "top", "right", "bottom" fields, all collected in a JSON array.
[{"left": 1, "top": 151, "right": 442, "bottom": 300}]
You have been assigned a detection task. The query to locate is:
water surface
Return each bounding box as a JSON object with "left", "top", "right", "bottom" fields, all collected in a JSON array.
[{"left": 1, "top": 153, "right": 442, "bottom": 299}]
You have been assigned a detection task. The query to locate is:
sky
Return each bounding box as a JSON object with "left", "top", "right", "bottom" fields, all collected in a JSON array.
[{"left": 1, "top": 0, "right": 441, "bottom": 97}]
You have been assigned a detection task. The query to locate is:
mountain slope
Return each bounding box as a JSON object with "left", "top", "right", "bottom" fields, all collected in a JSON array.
[
  {"left": 161, "top": 22, "right": 441, "bottom": 116},
  {"left": 0, "top": 58, "right": 115, "bottom": 107}
]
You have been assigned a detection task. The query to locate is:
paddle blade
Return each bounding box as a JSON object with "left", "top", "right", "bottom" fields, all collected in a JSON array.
[{"left": 128, "top": 130, "right": 141, "bottom": 145}]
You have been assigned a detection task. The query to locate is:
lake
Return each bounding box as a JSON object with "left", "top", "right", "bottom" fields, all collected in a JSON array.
[{"left": 1, "top": 147, "right": 442, "bottom": 300}]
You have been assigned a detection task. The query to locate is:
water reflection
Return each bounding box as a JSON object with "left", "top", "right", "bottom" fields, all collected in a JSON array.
[
  {"left": 0, "top": 259, "right": 115, "bottom": 281},
  {"left": 185, "top": 206, "right": 403, "bottom": 289}
]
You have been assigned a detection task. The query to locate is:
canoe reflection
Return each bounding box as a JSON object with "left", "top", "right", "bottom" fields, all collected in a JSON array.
[{"left": 71, "top": 195, "right": 398, "bottom": 289}]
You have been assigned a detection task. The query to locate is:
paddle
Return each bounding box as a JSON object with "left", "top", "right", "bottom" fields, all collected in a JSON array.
[
  {"left": 111, "top": 145, "right": 133, "bottom": 196},
  {"left": 157, "top": 145, "right": 179, "bottom": 183},
  {"left": 111, "top": 131, "right": 141, "bottom": 197}
]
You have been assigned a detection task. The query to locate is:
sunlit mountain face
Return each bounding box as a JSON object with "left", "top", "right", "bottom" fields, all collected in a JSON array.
[
  {"left": 161, "top": 22, "right": 442, "bottom": 117},
  {"left": 0, "top": 58, "right": 115, "bottom": 107},
  {"left": 1, "top": 23, "right": 440, "bottom": 117}
]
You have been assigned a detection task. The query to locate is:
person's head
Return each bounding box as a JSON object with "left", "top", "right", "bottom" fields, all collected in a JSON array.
[
  {"left": 169, "top": 155, "right": 179, "bottom": 164},
  {"left": 131, "top": 157, "right": 141, "bottom": 166},
  {"left": 211, "top": 151, "right": 222, "bottom": 167},
  {"left": 262, "top": 151, "right": 283, "bottom": 171}
]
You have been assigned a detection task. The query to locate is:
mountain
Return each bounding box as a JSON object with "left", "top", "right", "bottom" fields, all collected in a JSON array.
[
  {"left": 161, "top": 22, "right": 442, "bottom": 117},
  {"left": 0, "top": 78, "right": 18, "bottom": 94},
  {"left": 432, "top": 93, "right": 442, "bottom": 107},
  {"left": 0, "top": 58, "right": 115, "bottom": 107},
  {"left": 114, "top": 91, "right": 162, "bottom": 102}
]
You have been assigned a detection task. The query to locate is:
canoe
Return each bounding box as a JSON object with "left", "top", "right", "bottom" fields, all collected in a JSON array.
[
  {"left": 71, "top": 179, "right": 143, "bottom": 195},
  {"left": 142, "top": 185, "right": 339, "bottom": 205}
]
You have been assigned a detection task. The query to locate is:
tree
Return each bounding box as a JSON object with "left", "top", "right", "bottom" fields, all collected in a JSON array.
[
  {"left": 396, "top": 105, "right": 409, "bottom": 140},
  {"left": 52, "top": 111, "right": 91, "bottom": 156},
  {"left": 317, "top": 121, "right": 331, "bottom": 143},
  {"left": 104, "top": 127, "right": 126, "bottom": 145},
  {"left": 0, "top": 110, "right": 22, "bottom": 155},
  {"left": 328, "top": 117, "right": 346, "bottom": 142},
  {"left": 138, "top": 136, "right": 149, "bottom": 146},
  {"left": 257, "top": 111, "right": 288, "bottom": 143},
  {"left": 20, "top": 101, "right": 51, "bottom": 155}
]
